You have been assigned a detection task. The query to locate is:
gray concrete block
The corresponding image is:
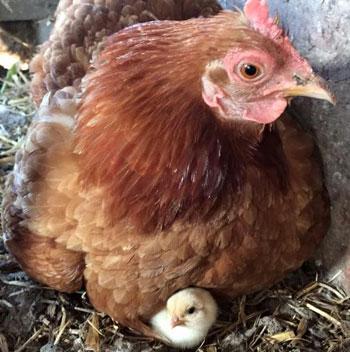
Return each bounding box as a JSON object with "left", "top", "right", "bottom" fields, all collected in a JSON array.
[
  {"left": 34, "top": 19, "right": 54, "bottom": 44},
  {"left": 0, "top": 0, "right": 59, "bottom": 21},
  {"left": 220, "top": 0, "right": 350, "bottom": 290}
]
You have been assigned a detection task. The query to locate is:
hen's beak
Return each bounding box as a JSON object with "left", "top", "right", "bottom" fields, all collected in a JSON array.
[
  {"left": 283, "top": 75, "right": 336, "bottom": 105},
  {"left": 171, "top": 316, "right": 185, "bottom": 328}
]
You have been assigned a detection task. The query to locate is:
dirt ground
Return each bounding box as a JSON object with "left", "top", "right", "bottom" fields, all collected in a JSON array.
[{"left": 0, "top": 67, "right": 349, "bottom": 352}]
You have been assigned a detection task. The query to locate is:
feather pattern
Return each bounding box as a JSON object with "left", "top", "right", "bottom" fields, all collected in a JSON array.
[{"left": 76, "top": 13, "right": 289, "bottom": 232}]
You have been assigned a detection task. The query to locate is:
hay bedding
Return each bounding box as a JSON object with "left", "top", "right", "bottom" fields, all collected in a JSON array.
[{"left": 0, "top": 65, "right": 349, "bottom": 352}]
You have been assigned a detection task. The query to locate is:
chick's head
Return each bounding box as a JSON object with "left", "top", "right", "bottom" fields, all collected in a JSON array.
[{"left": 166, "top": 288, "right": 218, "bottom": 332}]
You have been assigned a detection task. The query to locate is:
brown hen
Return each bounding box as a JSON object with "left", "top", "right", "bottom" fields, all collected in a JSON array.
[{"left": 2, "top": 0, "right": 334, "bottom": 341}]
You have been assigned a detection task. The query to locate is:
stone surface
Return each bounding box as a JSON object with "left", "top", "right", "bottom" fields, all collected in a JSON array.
[
  {"left": 0, "top": 0, "right": 59, "bottom": 21},
  {"left": 220, "top": 0, "right": 350, "bottom": 290},
  {"left": 34, "top": 19, "right": 54, "bottom": 44}
]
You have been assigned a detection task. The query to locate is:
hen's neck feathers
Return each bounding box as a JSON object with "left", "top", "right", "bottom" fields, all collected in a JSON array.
[{"left": 75, "top": 12, "right": 286, "bottom": 233}]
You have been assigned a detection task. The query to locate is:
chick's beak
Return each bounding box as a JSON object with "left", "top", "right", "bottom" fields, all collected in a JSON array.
[
  {"left": 283, "top": 74, "right": 336, "bottom": 105},
  {"left": 171, "top": 316, "right": 185, "bottom": 328}
]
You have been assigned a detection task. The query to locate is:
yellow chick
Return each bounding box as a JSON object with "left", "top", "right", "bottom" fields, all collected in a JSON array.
[{"left": 150, "top": 288, "right": 218, "bottom": 348}]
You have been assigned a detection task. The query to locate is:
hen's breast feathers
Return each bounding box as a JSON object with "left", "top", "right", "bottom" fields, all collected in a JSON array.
[{"left": 74, "top": 12, "right": 276, "bottom": 233}]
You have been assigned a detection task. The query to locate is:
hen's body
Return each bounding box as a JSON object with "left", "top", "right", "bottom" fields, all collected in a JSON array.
[{"left": 2, "top": 0, "right": 330, "bottom": 336}]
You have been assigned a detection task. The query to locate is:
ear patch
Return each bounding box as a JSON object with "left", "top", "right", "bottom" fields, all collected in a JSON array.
[
  {"left": 201, "top": 62, "right": 229, "bottom": 109},
  {"left": 202, "top": 76, "right": 225, "bottom": 109}
]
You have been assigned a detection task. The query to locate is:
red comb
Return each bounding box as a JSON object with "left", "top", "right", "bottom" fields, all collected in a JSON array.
[
  {"left": 244, "top": 0, "right": 283, "bottom": 42},
  {"left": 243, "top": 0, "right": 309, "bottom": 68}
]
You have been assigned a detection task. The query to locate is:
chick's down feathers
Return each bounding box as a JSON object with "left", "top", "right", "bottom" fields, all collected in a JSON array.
[
  {"left": 151, "top": 288, "right": 218, "bottom": 348},
  {"left": 2, "top": 0, "right": 331, "bottom": 341}
]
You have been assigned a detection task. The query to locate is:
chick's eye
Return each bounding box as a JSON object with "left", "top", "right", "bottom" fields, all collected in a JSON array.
[
  {"left": 187, "top": 307, "right": 196, "bottom": 314},
  {"left": 239, "top": 63, "right": 262, "bottom": 80}
]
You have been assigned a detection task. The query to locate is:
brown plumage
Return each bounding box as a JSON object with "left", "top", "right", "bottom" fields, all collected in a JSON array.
[
  {"left": 30, "top": 0, "right": 221, "bottom": 105},
  {"left": 2, "top": 0, "right": 333, "bottom": 342}
]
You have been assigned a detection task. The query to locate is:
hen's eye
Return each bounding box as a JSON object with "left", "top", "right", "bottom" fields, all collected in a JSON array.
[
  {"left": 187, "top": 307, "right": 196, "bottom": 314},
  {"left": 239, "top": 63, "right": 261, "bottom": 80}
]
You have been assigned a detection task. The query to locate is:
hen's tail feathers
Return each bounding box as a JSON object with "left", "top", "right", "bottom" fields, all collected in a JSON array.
[
  {"left": 2, "top": 170, "right": 84, "bottom": 292},
  {"left": 4, "top": 224, "right": 84, "bottom": 293},
  {"left": 30, "top": 0, "right": 221, "bottom": 105}
]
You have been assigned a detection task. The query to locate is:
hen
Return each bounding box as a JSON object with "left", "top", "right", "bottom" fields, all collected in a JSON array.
[{"left": 2, "top": 0, "right": 334, "bottom": 341}]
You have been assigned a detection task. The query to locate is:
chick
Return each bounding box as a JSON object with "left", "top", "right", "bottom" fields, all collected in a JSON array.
[{"left": 150, "top": 288, "right": 218, "bottom": 348}]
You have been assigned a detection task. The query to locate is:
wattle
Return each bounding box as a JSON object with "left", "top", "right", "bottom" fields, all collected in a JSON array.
[{"left": 243, "top": 97, "right": 288, "bottom": 124}]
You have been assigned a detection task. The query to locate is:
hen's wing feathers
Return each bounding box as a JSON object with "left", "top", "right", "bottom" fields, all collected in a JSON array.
[
  {"left": 277, "top": 114, "right": 330, "bottom": 258},
  {"left": 2, "top": 89, "right": 85, "bottom": 292},
  {"left": 31, "top": 0, "right": 221, "bottom": 104}
]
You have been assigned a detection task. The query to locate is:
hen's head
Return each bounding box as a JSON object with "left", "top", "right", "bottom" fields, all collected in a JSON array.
[{"left": 202, "top": 0, "right": 335, "bottom": 124}]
